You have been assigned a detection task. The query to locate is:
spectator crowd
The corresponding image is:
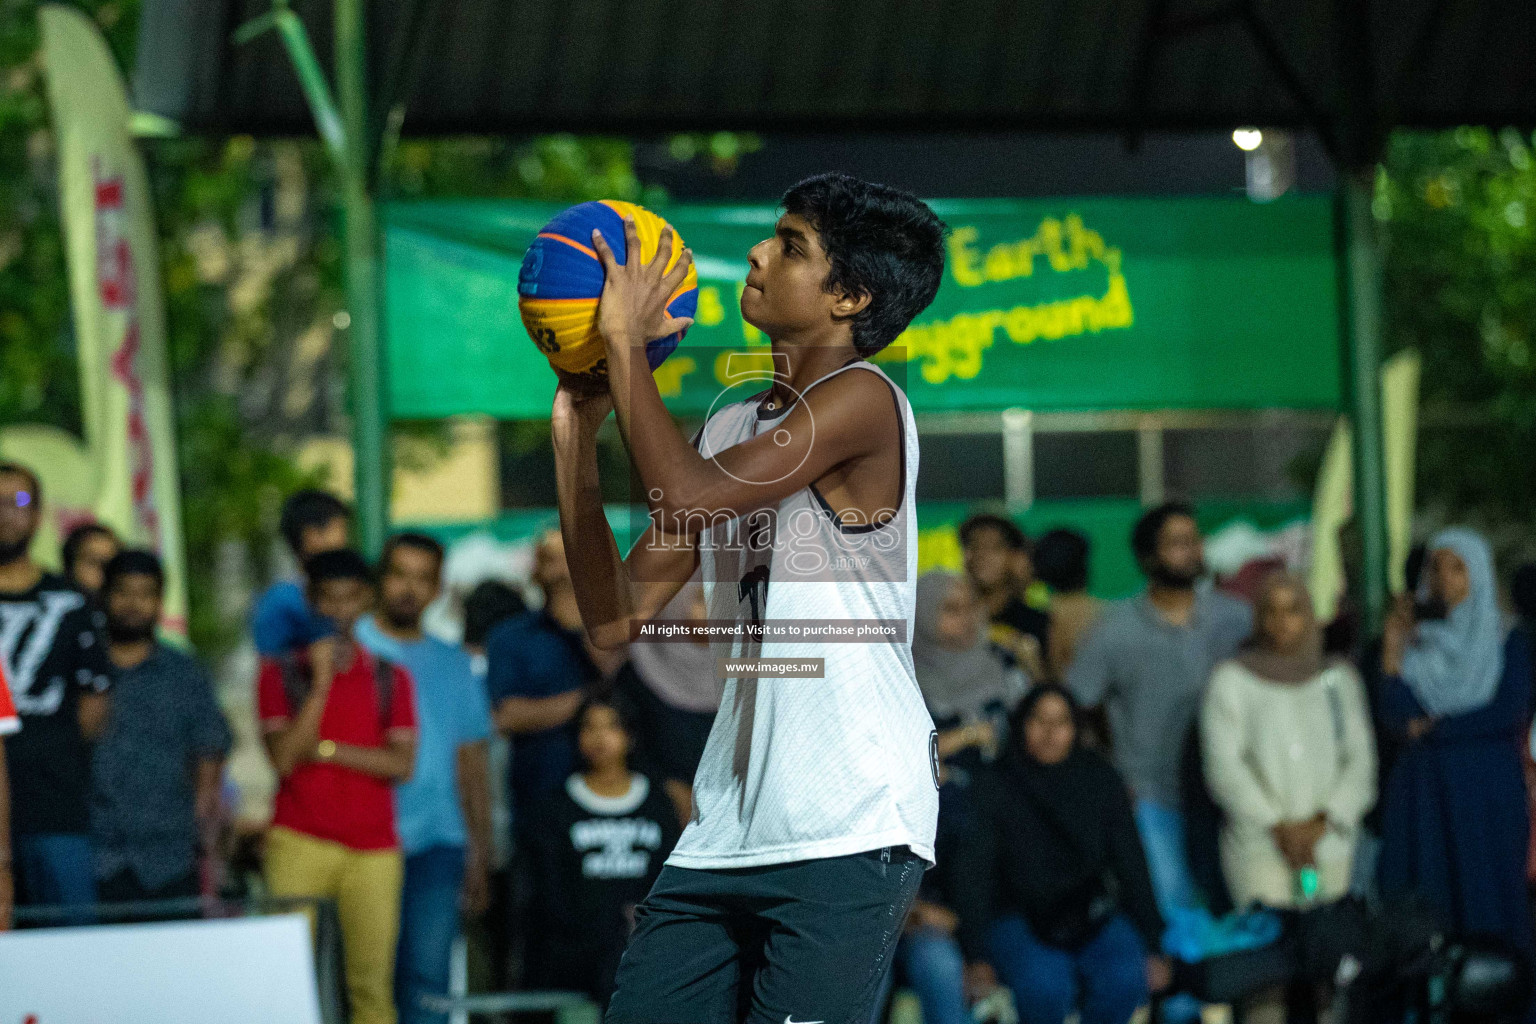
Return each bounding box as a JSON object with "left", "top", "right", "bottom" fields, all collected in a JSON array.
[{"left": 4, "top": 455, "right": 1536, "bottom": 1024}]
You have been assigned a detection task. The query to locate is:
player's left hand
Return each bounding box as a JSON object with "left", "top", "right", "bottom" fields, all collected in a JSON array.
[
  {"left": 591, "top": 217, "right": 694, "bottom": 353},
  {"left": 552, "top": 380, "right": 614, "bottom": 434}
]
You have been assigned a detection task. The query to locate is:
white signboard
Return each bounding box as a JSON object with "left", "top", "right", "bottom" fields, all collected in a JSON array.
[{"left": 0, "top": 913, "right": 322, "bottom": 1024}]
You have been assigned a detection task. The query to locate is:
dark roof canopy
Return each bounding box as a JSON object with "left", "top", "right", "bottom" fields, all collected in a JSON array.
[{"left": 136, "top": 0, "right": 1536, "bottom": 163}]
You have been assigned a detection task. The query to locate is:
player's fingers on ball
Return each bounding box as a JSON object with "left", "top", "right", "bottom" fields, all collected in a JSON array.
[
  {"left": 657, "top": 316, "right": 693, "bottom": 339},
  {"left": 590, "top": 229, "right": 619, "bottom": 273},
  {"left": 663, "top": 247, "right": 693, "bottom": 291},
  {"left": 654, "top": 226, "right": 676, "bottom": 271},
  {"left": 623, "top": 215, "right": 642, "bottom": 267}
]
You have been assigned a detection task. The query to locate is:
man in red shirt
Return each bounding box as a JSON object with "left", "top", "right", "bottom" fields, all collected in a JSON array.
[{"left": 260, "top": 549, "right": 417, "bottom": 1024}]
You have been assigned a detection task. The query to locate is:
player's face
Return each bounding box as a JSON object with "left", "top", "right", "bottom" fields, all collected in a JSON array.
[
  {"left": 1024, "top": 692, "right": 1076, "bottom": 766},
  {"left": 312, "top": 577, "right": 373, "bottom": 634},
  {"left": 0, "top": 471, "right": 40, "bottom": 562},
  {"left": 740, "top": 214, "right": 841, "bottom": 340},
  {"left": 106, "top": 572, "right": 162, "bottom": 642},
  {"left": 578, "top": 704, "right": 631, "bottom": 770},
  {"left": 380, "top": 545, "right": 441, "bottom": 630}
]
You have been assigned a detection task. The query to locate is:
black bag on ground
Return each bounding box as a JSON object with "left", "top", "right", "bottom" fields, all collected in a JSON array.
[{"left": 1180, "top": 898, "right": 1440, "bottom": 1005}]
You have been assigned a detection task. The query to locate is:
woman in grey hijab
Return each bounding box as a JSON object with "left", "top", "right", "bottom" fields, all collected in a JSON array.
[
  {"left": 1376, "top": 527, "right": 1535, "bottom": 965},
  {"left": 898, "top": 570, "right": 1030, "bottom": 1024},
  {"left": 914, "top": 569, "right": 1030, "bottom": 775},
  {"left": 1397, "top": 528, "right": 1506, "bottom": 717}
]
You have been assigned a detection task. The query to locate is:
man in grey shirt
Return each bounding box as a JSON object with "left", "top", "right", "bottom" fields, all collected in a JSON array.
[{"left": 1068, "top": 501, "right": 1250, "bottom": 1016}]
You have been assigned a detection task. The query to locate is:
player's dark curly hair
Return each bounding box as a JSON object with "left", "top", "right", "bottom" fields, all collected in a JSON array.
[{"left": 781, "top": 173, "right": 947, "bottom": 357}]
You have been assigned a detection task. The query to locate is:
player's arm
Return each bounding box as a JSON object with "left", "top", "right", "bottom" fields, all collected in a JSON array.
[
  {"left": 591, "top": 218, "right": 894, "bottom": 523},
  {"left": 551, "top": 384, "right": 698, "bottom": 650}
]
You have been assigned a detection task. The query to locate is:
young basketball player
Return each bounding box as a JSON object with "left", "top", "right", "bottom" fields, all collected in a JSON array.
[{"left": 550, "top": 173, "right": 947, "bottom": 1024}]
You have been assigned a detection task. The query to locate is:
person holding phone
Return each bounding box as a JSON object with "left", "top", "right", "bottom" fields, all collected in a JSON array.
[{"left": 1376, "top": 529, "right": 1534, "bottom": 969}]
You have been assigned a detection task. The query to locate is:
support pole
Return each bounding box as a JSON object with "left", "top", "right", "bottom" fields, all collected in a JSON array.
[
  {"left": 1002, "top": 408, "right": 1034, "bottom": 513},
  {"left": 335, "top": 0, "right": 390, "bottom": 557},
  {"left": 234, "top": 0, "right": 390, "bottom": 555},
  {"left": 1338, "top": 171, "right": 1390, "bottom": 636}
]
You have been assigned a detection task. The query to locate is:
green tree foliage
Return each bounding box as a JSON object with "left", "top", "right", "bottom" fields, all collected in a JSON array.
[{"left": 1377, "top": 128, "right": 1536, "bottom": 528}]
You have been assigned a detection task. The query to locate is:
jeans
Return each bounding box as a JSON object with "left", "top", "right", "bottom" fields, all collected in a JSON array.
[
  {"left": 1133, "top": 800, "right": 1199, "bottom": 918},
  {"left": 1133, "top": 800, "right": 1204, "bottom": 1024},
  {"left": 15, "top": 833, "right": 97, "bottom": 918},
  {"left": 987, "top": 913, "right": 1148, "bottom": 1024},
  {"left": 899, "top": 927, "right": 970, "bottom": 1024},
  {"left": 396, "top": 845, "right": 466, "bottom": 1024}
]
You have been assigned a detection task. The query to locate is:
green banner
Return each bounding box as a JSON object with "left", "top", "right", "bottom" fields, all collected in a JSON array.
[{"left": 386, "top": 194, "right": 1340, "bottom": 419}]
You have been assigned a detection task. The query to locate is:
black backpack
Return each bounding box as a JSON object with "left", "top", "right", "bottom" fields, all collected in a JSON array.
[{"left": 278, "top": 648, "right": 398, "bottom": 734}]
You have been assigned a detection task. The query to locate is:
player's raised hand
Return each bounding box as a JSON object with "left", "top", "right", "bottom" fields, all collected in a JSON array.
[
  {"left": 591, "top": 217, "right": 694, "bottom": 352},
  {"left": 551, "top": 379, "right": 614, "bottom": 443}
]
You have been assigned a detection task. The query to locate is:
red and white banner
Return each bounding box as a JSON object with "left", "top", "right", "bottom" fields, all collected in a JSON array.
[{"left": 38, "top": 4, "right": 187, "bottom": 635}]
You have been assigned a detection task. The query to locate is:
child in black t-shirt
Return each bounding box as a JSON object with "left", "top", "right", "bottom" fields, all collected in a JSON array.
[{"left": 525, "top": 697, "right": 680, "bottom": 1004}]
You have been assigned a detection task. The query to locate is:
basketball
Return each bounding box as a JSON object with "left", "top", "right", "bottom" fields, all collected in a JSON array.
[{"left": 517, "top": 200, "right": 699, "bottom": 390}]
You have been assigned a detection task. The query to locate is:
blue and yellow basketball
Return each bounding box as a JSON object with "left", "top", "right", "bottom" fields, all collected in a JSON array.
[{"left": 517, "top": 200, "right": 699, "bottom": 389}]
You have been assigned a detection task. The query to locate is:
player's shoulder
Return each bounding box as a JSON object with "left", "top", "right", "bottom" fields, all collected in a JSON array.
[
  {"left": 692, "top": 391, "right": 768, "bottom": 449},
  {"left": 811, "top": 360, "right": 905, "bottom": 402},
  {"left": 798, "top": 363, "right": 909, "bottom": 441}
]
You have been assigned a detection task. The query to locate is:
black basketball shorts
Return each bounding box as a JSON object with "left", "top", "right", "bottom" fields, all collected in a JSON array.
[{"left": 604, "top": 845, "right": 926, "bottom": 1024}]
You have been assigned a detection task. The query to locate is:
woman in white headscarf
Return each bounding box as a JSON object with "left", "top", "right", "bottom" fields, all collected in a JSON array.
[
  {"left": 1202, "top": 570, "right": 1378, "bottom": 1024},
  {"left": 1376, "top": 528, "right": 1534, "bottom": 960},
  {"left": 1202, "top": 569, "right": 1377, "bottom": 912}
]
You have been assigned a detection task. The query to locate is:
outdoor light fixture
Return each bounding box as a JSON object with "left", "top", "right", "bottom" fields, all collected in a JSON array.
[
  {"left": 1232, "top": 128, "right": 1263, "bottom": 151},
  {"left": 1233, "top": 128, "right": 1294, "bottom": 202}
]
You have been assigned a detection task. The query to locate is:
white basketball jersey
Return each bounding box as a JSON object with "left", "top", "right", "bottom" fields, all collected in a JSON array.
[{"left": 666, "top": 359, "right": 938, "bottom": 870}]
